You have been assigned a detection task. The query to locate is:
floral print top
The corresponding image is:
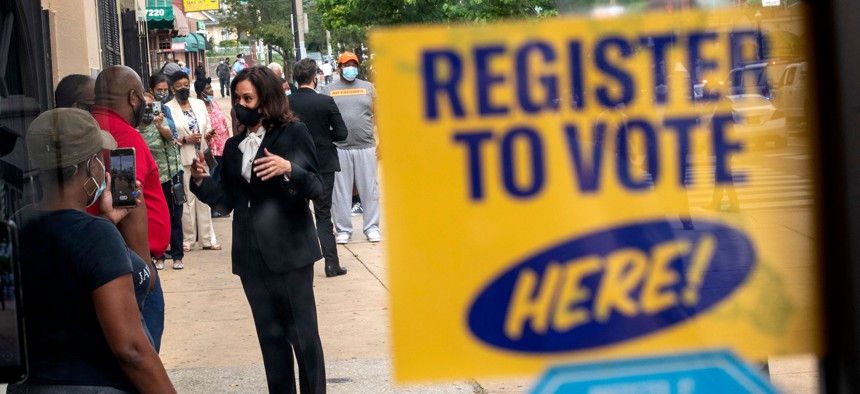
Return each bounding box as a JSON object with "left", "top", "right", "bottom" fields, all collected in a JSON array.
[{"left": 207, "top": 100, "right": 230, "bottom": 156}]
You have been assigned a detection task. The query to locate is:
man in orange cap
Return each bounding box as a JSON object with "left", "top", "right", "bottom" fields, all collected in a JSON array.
[{"left": 322, "top": 51, "right": 381, "bottom": 244}]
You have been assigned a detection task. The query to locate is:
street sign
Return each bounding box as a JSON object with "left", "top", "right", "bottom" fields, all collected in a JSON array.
[
  {"left": 531, "top": 350, "right": 777, "bottom": 394},
  {"left": 763, "top": 0, "right": 782, "bottom": 6},
  {"left": 371, "top": 7, "right": 818, "bottom": 382}
]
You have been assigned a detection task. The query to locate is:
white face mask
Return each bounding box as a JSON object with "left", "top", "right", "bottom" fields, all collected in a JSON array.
[{"left": 85, "top": 156, "right": 107, "bottom": 208}]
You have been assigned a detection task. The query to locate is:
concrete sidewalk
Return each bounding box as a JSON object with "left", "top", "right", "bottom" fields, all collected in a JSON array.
[{"left": 159, "top": 216, "right": 485, "bottom": 393}]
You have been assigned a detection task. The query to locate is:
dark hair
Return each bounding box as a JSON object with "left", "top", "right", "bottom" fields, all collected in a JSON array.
[
  {"left": 168, "top": 71, "right": 190, "bottom": 86},
  {"left": 55, "top": 74, "right": 93, "bottom": 108},
  {"left": 149, "top": 73, "right": 170, "bottom": 90},
  {"left": 231, "top": 66, "right": 298, "bottom": 130},
  {"left": 292, "top": 58, "right": 318, "bottom": 86},
  {"left": 194, "top": 78, "right": 211, "bottom": 97}
]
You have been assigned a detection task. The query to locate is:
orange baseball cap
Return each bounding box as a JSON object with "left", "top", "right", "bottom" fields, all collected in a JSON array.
[{"left": 338, "top": 51, "right": 360, "bottom": 65}]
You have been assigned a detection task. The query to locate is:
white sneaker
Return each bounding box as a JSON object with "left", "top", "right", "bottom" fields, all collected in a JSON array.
[
  {"left": 336, "top": 233, "right": 350, "bottom": 244},
  {"left": 366, "top": 229, "right": 381, "bottom": 243}
]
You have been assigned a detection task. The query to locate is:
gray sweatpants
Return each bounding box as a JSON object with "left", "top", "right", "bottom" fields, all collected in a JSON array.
[{"left": 333, "top": 147, "right": 380, "bottom": 236}]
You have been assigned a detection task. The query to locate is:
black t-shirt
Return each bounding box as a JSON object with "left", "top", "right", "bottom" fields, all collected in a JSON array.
[{"left": 16, "top": 208, "right": 150, "bottom": 391}]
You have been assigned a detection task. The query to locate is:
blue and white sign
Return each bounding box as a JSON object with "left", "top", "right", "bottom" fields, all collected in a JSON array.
[{"left": 531, "top": 350, "right": 778, "bottom": 394}]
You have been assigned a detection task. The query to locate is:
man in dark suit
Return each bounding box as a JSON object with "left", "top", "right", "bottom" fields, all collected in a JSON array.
[{"left": 290, "top": 58, "right": 349, "bottom": 278}]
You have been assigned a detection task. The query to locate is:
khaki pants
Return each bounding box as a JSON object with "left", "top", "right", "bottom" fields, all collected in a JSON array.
[{"left": 183, "top": 165, "right": 217, "bottom": 247}]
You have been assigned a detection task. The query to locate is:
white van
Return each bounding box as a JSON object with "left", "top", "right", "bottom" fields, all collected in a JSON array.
[{"left": 772, "top": 62, "right": 808, "bottom": 125}]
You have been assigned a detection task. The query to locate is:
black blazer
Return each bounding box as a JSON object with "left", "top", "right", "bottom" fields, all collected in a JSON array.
[
  {"left": 190, "top": 122, "right": 324, "bottom": 276},
  {"left": 288, "top": 87, "right": 348, "bottom": 173}
]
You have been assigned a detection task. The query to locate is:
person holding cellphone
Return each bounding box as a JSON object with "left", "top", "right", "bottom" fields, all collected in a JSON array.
[
  {"left": 188, "top": 66, "right": 326, "bottom": 393},
  {"left": 12, "top": 108, "right": 175, "bottom": 393},
  {"left": 139, "top": 93, "right": 185, "bottom": 271},
  {"left": 164, "top": 71, "right": 221, "bottom": 256}
]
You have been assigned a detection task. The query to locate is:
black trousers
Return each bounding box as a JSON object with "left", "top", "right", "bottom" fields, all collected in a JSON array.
[
  {"left": 158, "top": 172, "right": 184, "bottom": 261},
  {"left": 241, "top": 229, "right": 326, "bottom": 393},
  {"left": 312, "top": 172, "right": 339, "bottom": 268}
]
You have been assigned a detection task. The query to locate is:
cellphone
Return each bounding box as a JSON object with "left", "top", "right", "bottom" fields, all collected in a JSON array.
[
  {"left": 109, "top": 148, "right": 138, "bottom": 207},
  {"left": 148, "top": 102, "right": 161, "bottom": 115},
  {"left": 203, "top": 148, "right": 218, "bottom": 169},
  {"left": 0, "top": 220, "right": 27, "bottom": 383}
]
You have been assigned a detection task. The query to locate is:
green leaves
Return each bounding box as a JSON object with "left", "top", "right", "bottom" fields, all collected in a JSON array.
[{"left": 221, "top": 0, "right": 295, "bottom": 61}]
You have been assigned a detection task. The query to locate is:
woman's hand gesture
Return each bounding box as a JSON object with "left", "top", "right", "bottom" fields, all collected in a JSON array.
[
  {"left": 254, "top": 148, "right": 292, "bottom": 181},
  {"left": 190, "top": 151, "right": 210, "bottom": 182}
]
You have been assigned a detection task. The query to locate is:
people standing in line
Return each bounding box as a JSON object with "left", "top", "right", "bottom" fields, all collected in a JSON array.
[
  {"left": 54, "top": 74, "right": 95, "bottom": 111},
  {"left": 320, "top": 59, "right": 333, "bottom": 85},
  {"left": 290, "top": 58, "right": 349, "bottom": 278},
  {"left": 231, "top": 54, "right": 247, "bottom": 77},
  {"left": 195, "top": 61, "right": 206, "bottom": 81},
  {"left": 189, "top": 66, "right": 327, "bottom": 393},
  {"left": 216, "top": 58, "right": 232, "bottom": 98},
  {"left": 139, "top": 91, "right": 185, "bottom": 271},
  {"left": 164, "top": 71, "right": 221, "bottom": 254},
  {"left": 195, "top": 78, "right": 231, "bottom": 218},
  {"left": 11, "top": 108, "right": 176, "bottom": 394},
  {"left": 322, "top": 51, "right": 381, "bottom": 244},
  {"left": 88, "top": 65, "right": 171, "bottom": 351}
]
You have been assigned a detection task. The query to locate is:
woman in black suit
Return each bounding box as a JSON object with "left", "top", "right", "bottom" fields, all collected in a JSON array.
[{"left": 188, "top": 66, "right": 326, "bottom": 393}]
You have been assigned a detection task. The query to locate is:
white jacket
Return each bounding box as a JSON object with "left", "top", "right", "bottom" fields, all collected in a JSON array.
[{"left": 165, "top": 98, "right": 211, "bottom": 166}]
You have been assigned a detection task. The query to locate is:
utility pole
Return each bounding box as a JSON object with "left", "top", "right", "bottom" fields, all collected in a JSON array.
[
  {"left": 290, "top": 0, "right": 301, "bottom": 62},
  {"left": 296, "top": 0, "right": 306, "bottom": 60}
]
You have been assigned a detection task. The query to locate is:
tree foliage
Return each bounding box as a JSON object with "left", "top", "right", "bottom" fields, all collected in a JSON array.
[
  {"left": 221, "top": 0, "right": 295, "bottom": 63},
  {"left": 318, "top": 0, "right": 559, "bottom": 70},
  {"left": 304, "top": 3, "right": 329, "bottom": 54}
]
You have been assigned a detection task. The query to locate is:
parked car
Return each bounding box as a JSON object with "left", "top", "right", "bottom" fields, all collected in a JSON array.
[
  {"left": 694, "top": 62, "right": 770, "bottom": 102},
  {"left": 727, "top": 94, "right": 788, "bottom": 148},
  {"left": 700, "top": 87, "right": 788, "bottom": 150},
  {"left": 771, "top": 62, "right": 808, "bottom": 126}
]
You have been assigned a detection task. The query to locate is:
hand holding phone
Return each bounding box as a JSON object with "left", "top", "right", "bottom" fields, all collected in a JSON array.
[
  {"left": 109, "top": 148, "right": 138, "bottom": 207},
  {"left": 99, "top": 172, "right": 142, "bottom": 224}
]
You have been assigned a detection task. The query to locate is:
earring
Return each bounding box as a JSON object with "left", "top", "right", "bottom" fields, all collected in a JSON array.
[{"left": 83, "top": 176, "right": 99, "bottom": 196}]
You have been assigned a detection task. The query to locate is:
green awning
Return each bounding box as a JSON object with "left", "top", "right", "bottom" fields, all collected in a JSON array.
[
  {"left": 145, "top": 0, "right": 174, "bottom": 30},
  {"left": 190, "top": 33, "right": 207, "bottom": 52},
  {"left": 171, "top": 36, "right": 191, "bottom": 52}
]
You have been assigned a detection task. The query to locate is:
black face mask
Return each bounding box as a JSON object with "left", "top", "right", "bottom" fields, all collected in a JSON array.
[
  {"left": 175, "top": 88, "right": 191, "bottom": 101},
  {"left": 234, "top": 104, "right": 261, "bottom": 127},
  {"left": 131, "top": 95, "right": 146, "bottom": 128}
]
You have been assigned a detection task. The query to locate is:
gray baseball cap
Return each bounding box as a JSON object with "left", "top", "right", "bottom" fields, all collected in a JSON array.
[{"left": 26, "top": 108, "right": 117, "bottom": 171}]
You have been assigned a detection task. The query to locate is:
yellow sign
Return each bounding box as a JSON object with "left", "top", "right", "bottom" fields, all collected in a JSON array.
[
  {"left": 371, "top": 8, "right": 819, "bottom": 382},
  {"left": 183, "top": 0, "right": 219, "bottom": 12}
]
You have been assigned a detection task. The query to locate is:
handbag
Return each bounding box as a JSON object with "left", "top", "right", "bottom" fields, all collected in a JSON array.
[{"left": 163, "top": 142, "right": 187, "bottom": 205}]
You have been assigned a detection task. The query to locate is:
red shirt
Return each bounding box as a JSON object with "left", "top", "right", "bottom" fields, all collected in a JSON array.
[{"left": 87, "top": 106, "right": 170, "bottom": 258}]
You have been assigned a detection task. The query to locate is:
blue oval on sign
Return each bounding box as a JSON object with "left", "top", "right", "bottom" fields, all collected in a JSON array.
[{"left": 467, "top": 219, "right": 756, "bottom": 353}]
